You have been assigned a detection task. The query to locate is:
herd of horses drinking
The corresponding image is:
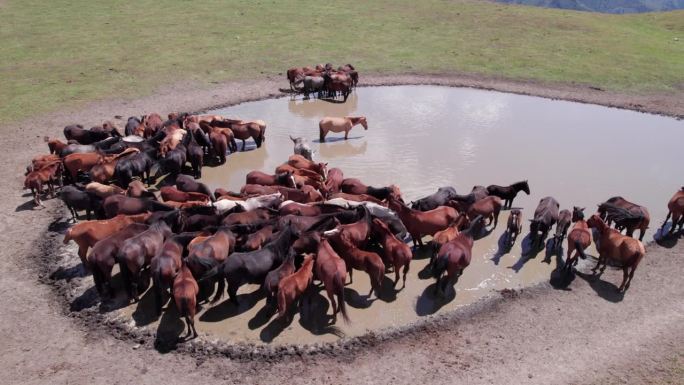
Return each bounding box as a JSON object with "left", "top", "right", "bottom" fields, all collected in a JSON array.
[{"left": 22, "top": 106, "right": 684, "bottom": 342}]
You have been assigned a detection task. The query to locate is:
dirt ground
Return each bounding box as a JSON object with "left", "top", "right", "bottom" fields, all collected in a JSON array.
[{"left": 2, "top": 74, "right": 683, "bottom": 385}]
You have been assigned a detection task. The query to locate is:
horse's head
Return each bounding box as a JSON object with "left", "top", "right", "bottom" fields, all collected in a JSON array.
[
  {"left": 521, "top": 180, "right": 530, "bottom": 195},
  {"left": 586, "top": 214, "right": 603, "bottom": 229},
  {"left": 317, "top": 162, "right": 328, "bottom": 180},
  {"left": 572, "top": 207, "right": 585, "bottom": 222}
]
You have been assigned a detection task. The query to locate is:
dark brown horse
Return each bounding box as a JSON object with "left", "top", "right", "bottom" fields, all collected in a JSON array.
[
  {"left": 315, "top": 238, "right": 349, "bottom": 323},
  {"left": 263, "top": 249, "right": 296, "bottom": 304},
  {"left": 431, "top": 216, "right": 484, "bottom": 297},
  {"left": 246, "top": 171, "right": 296, "bottom": 188},
  {"left": 448, "top": 196, "right": 502, "bottom": 228},
  {"left": 505, "top": 209, "right": 523, "bottom": 247},
  {"left": 598, "top": 197, "right": 650, "bottom": 241},
  {"left": 564, "top": 207, "right": 591, "bottom": 274},
  {"left": 529, "top": 196, "right": 560, "bottom": 249},
  {"left": 372, "top": 218, "right": 413, "bottom": 289},
  {"left": 388, "top": 194, "right": 458, "bottom": 247},
  {"left": 340, "top": 178, "right": 401, "bottom": 201},
  {"left": 486, "top": 181, "right": 530, "bottom": 209},
  {"left": 173, "top": 264, "right": 199, "bottom": 340}
]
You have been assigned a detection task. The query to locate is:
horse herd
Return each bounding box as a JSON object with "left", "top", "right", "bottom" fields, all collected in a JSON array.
[
  {"left": 22, "top": 112, "right": 684, "bottom": 341},
  {"left": 287, "top": 63, "right": 358, "bottom": 101}
]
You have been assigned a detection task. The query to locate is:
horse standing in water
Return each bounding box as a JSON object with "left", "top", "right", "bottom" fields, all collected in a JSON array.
[
  {"left": 564, "top": 207, "right": 591, "bottom": 274},
  {"left": 661, "top": 187, "right": 684, "bottom": 235},
  {"left": 318, "top": 116, "right": 367, "bottom": 142},
  {"left": 486, "top": 181, "right": 530, "bottom": 209}
]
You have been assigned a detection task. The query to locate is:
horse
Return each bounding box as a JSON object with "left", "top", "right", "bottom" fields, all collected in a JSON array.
[
  {"left": 431, "top": 216, "right": 484, "bottom": 297},
  {"left": 222, "top": 208, "right": 274, "bottom": 228},
  {"left": 185, "top": 227, "right": 235, "bottom": 303},
  {"left": 151, "top": 234, "right": 196, "bottom": 314},
  {"left": 411, "top": 187, "right": 458, "bottom": 212},
  {"left": 388, "top": 194, "right": 458, "bottom": 247},
  {"left": 486, "top": 181, "right": 530, "bottom": 209},
  {"left": 449, "top": 185, "right": 489, "bottom": 207},
  {"left": 212, "top": 193, "right": 282, "bottom": 215},
  {"left": 44, "top": 136, "right": 69, "bottom": 155},
  {"left": 176, "top": 174, "right": 216, "bottom": 202},
  {"left": 288, "top": 135, "right": 314, "bottom": 161},
  {"left": 85, "top": 182, "right": 125, "bottom": 199},
  {"left": 529, "top": 196, "right": 560, "bottom": 249},
  {"left": 24, "top": 161, "right": 62, "bottom": 207},
  {"left": 160, "top": 186, "right": 209, "bottom": 203},
  {"left": 286, "top": 155, "right": 328, "bottom": 180},
  {"left": 324, "top": 167, "right": 344, "bottom": 195},
  {"left": 59, "top": 185, "right": 101, "bottom": 221},
  {"left": 115, "top": 149, "right": 156, "bottom": 187},
  {"left": 372, "top": 218, "right": 413, "bottom": 289},
  {"left": 318, "top": 116, "right": 367, "bottom": 142},
  {"left": 142, "top": 113, "right": 164, "bottom": 139},
  {"left": 553, "top": 209, "right": 572, "bottom": 248},
  {"left": 277, "top": 254, "right": 315, "bottom": 320},
  {"left": 208, "top": 131, "right": 228, "bottom": 164},
  {"left": 598, "top": 197, "right": 650, "bottom": 241},
  {"left": 505, "top": 209, "right": 523, "bottom": 247},
  {"left": 63, "top": 124, "right": 112, "bottom": 144},
  {"left": 274, "top": 164, "right": 323, "bottom": 181},
  {"left": 102, "top": 195, "right": 174, "bottom": 218},
  {"left": 263, "top": 249, "right": 296, "bottom": 304},
  {"left": 429, "top": 213, "right": 471, "bottom": 266},
  {"left": 125, "top": 116, "right": 143, "bottom": 137},
  {"left": 173, "top": 264, "right": 200, "bottom": 340},
  {"left": 117, "top": 221, "right": 173, "bottom": 300},
  {"left": 340, "top": 178, "right": 401, "bottom": 201},
  {"left": 322, "top": 72, "right": 352, "bottom": 101},
  {"left": 88, "top": 223, "right": 149, "bottom": 298},
  {"left": 88, "top": 147, "right": 139, "bottom": 184},
  {"left": 302, "top": 76, "right": 325, "bottom": 99},
  {"left": 586, "top": 214, "right": 646, "bottom": 293},
  {"left": 661, "top": 187, "right": 684, "bottom": 235},
  {"left": 246, "top": 171, "right": 297, "bottom": 188},
  {"left": 324, "top": 205, "right": 372, "bottom": 248},
  {"left": 328, "top": 192, "right": 385, "bottom": 206},
  {"left": 564, "top": 207, "right": 591, "bottom": 274},
  {"left": 200, "top": 226, "right": 295, "bottom": 305},
  {"left": 63, "top": 213, "right": 151, "bottom": 266},
  {"left": 315, "top": 238, "right": 350, "bottom": 323},
  {"left": 185, "top": 129, "right": 205, "bottom": 178},
  {"left": 448, "top": 196, "right": 502, "bottom": 228},
  {"left": 126, "top": 180, "right": 156, "bottom": 199},
  {"left": 158, "top": 143, "right": 187, "bottom": 178},
  {"left": 63, "top": 152, "right": 103, "bottom": 181},
  {"left": 242, "top": 225, "right": 275, "bottom": 251},
  {"left": 212, "top": 119, "right": 264, "bottom": 150}
]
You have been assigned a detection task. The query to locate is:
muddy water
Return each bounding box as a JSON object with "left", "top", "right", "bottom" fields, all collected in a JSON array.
[{"left": 129, "top": 86, "right": 684, "bottom": 345}]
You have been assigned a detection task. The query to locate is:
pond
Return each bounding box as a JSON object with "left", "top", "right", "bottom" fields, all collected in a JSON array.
[{"left": 132, "top": 85, "right": 684, "bottom": 345}]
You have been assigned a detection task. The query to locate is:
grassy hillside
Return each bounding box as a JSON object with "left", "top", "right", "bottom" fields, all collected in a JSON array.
[{"left": 1, "top": 0, "right": 683, "bottom": 122}]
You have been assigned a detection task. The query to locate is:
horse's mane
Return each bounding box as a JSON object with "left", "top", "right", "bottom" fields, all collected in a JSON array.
[{"left": 512, "top": 180, "right": 528, "bottom": 188}]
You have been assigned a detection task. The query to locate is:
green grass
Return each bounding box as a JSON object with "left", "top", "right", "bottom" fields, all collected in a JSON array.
[{"left": 1, "top": 0, "right": 683, "bottom": 122}]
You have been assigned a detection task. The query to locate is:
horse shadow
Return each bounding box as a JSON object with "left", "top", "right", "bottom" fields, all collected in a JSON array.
[
  {"left": 473, "top": 225, "right": 495, "bottom": 241},
  {"left": 375, "top": 275, "right": 399, "bottom": 303},
  {"left": 417, "top": 262, "right": 434, "bottom": 280},
  {"left": 343, "top": 286, "right": 375, "bottom": 309},
  {"left": 248, "top": 301, "right": 278, "bottom": 330},
  {"left": 154, "top": 302, "right": 185, "bottom": 353},
  {"left": 411, "top": 244, "right": 434, "bottom": 261},
  {"left": 69, "top": 285, "right": 99, "bottom": 312},
  {"left": 48, "top": 217, "right": 73, "bottom": 233},
  {"left": 15, "top": 200, "right": 39, "bottom": 212},
  {"left": 542, "top": 239, "right": 562, "bottom": 265},
  {"left": 312, "top": 136, "right": 363, "bottom": 144},
  {"left": 131, "top": 286, "right": 160, "bottom": 327},
  {"left": 416, "top": 283, "right": 456, "bottom": 316},
  {"left": 547, "top": 249, "right": 575, "bottom": 290},
  {"left": 574, "top": 270, "right": 625, "bottom": 303},
  {"left": 653, "top": 224, "right": 681, "bottom": 248},
  {"left": 199, "top": 288, "right": 265, "bottom": 322},
  {"left": 50, "top": 263, "right": 88, "bottom": 281},
  {"left": 491, "top": 232, "right": 513, "bottom": 266},
  {"left": 508, "top": 234, "right": 541, "bottom": 273}
]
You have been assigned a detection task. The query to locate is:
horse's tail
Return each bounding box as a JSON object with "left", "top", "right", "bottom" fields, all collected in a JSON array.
[
  {"left": 574, "top": 240, "right": 588, "bottom": 260},
  {"left": 432, "top": 252, "right": 449, "bottom": 280},
  {"left": 334, "top": 271, "right": 350, "bottom": 323}
]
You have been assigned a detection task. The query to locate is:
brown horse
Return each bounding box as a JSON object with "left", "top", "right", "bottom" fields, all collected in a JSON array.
[
  {"left": 333, "top": 237, "right": 385, "bottom": 297},
  {"left": 372, "top": 218, "right": 413, "bottom": 289},
  {"left": 431, "top": 217, "right": 483, "bottom": 296},
  {"left": 63, "top": 152, "right": 101, "bottom": 181},
  {"left": 173, "top": 264, "right": 199, "bottom": 340},
  {"left": 286, "top": 155, "right": 328, "bottom": 179},
  {"left": 246, "top": 170, "right": 297, "bottom": 188},
  {"left": 340, "top": 178, "right": 400, "bottom": 201},
  {"left": 315, "top": 238, "right": 349, "bottom": 323},
  {"left": 126, "top": 180, "right": 155, "bottom": 199},
  {"left": 328, "top": 192, "right": 386, "bottom": 206},
  {"left": 564, "top": 207, "right": 591, "bottom": 274},
  {"left": 277, "top": 254, "right": 315, "bottom": 320},
  {"left": 505, "top": 209, "right": 523, "bottom": 247},
  {"left": 388, "top": 194, "right": 458, "bottom": 247},
  {"left": 160, "top": 186, "right": 209, "bottom": 203},
  {"left": 102, "top": 195, "right": 174, "bottom": 218},
  {"left": 319, "top": 116, "right": 367, "bottom": 142},
  {"left": 222, "top": 208, "right": 273, "bottom": 227},
  {"left": 212, "top": 119, "right": 264, "bottom": 150},
  {"left": 661, "top": 187, "right": 684, "bottom": 235},
  {"left": 429, "top": 213, "right": 470, "bottom": 265},
  {"left": 598, "top": 197, "right": 650, "bottom": 241},
  {"left": 117, "top": 221, "right": 173, "bottom": 300},
  {"left": 553, "top": 209, "right": 572, "bottom": 248},
  {"left": 448, "top": 196, "right": 502, "bottom": 228},
  {"left": 274, "top": 164, "right": 323, "bottom": 181},
  {"left": 263, "top": 250, "right": 296, "bottom": 303},
  {"left": 142, "top": 113, "right": 164, "bottom": 138},
  {"left": 24, "top": 161, "right": 62, "bottom": 206},
  {"left": 63, "top": 213, "right": 151, "bottom": 266},
  {"left": 44, "top": 136, "right": 69, "bottom": 155},
  {"left": 88, "top": 223, "right": 149, "bottom": 297},
  {"left": 242, "top": 225, "right": 275, "bottom": 251},
  {"left": 324, "top": 167, "right": 344, "bottom": 195},
  {"left": 89, "top": 148, "right": 139, "bottom": 183},
  {"left": 325, "top": 205, "right": 372, "bottom": 248},
  {"left": 151, "top": 236, "right": 186, "bottom": 314},
  {"left": 186, "top": 227, "right": 235, "bottom": 304},
  {"left": 587, "top": 214, "right": 646, "bottom": 292}
]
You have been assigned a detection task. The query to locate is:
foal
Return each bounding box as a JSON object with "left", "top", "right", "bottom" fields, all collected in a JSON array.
[
  {"left": 372, "top": 218, "right": 413, "bottom": 289},
  {"left": 564, "top": 207, "right": 591, "bottom": 274},
  {"left": 173, "top": 263, "right": 199, "bottom": 340},
  {"left": 277, "top": 254, "right": 315, "bottom": 321}
]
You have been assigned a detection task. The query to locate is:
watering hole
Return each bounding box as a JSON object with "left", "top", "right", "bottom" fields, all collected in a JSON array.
[{"left": 123, "top": 85, "right": 684, "bottom": 345}]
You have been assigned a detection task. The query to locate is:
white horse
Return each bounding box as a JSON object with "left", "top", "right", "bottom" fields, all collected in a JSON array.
[
  {"left": 324, "top": 198, "right": 408, "bottom": 240},
  {"left": 290, "top": 136, "right": 314, "bottom": 160},
  {"left": 213, "top": 193, "right": 283, "bottom": 214}
]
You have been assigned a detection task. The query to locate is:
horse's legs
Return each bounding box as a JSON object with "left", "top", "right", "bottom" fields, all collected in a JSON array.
[
  {"left": 228, "top": 281, "right": 239, "bottom": 306},
  {"left": 402, "top": 263, "right": 409, "bottom": 290},
  {"left": 393, "top": 265, "right": 400, "bottom": 287},
  {"left": 639, "top": 227, "right": 645, "bottom": 242},
  {"left": 661, "top": 211, "right": 672, "bottom": 232},
  {"left": 241, "top": 139, "right": 246, "bottom": 151},
  {"left": 344, "top": 130, "right": 348, "bottom": 140},
  {"left": 625, "top": 264, "right": 638, "bottom": 291},
  {"left": 347, "top": 268, "right": 353, "bottom": 285},
  {"left": 211, "top": 278, "right": 225, "bottom": 304},
  {"left": 325, "top": 285, "right": 337, "bottom": 322},
  {"left": 618, "top": 266, "right": 629, "bottom": 292},
  {"left": 591, "top": 254, "right": 603, "bottom": 274}
]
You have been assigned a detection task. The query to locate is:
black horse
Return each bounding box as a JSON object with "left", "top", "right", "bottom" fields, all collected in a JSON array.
[
  {"left": 529, "top": 196, "right": 559, "bottom": 249},
  {"left": 124, "top": 116, "right": 141, "bottom": 136},
  {"left": 183, "top": 132, "right": 204, "bottom": 179},
  {"left": 411, "top": 186, "right": 458, "bottom": 211},
  {"left": 486, "top": 180, "right": 530, "bottom": 209},
  {"left": 59, "top": 185, "right": 102, "bottom": 221},
  {"left": 63, "top": 124, "right": 115, "bottom": 145},
  {"left": 200, "top": 225, "right": 296, "bottom": 305},
  {"left": 158, "top": 144, "right": 187, "bottom": 178},
  {"left": 176, "top": 174, "right": 215, "bottom": 202},
  {"left": 114, "top": 148, "right": 157, "bottom": 187}
]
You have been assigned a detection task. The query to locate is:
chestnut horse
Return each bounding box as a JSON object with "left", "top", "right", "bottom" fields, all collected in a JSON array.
[
  {"left": 318, "top": 116, "right": 367, "bottom": 142},
  {"left": 246, "top": 171, "right": 297, "bottom": 188},
  {"left": 277, "top": 254, "right": 315, "bottom": 320},
  {"left": 315, "top": 238, "right": 350, "bottom": 323},
  {"left": 372, "top": 218, "right": 413, "bottom": 289},
  {"left": 263, "top": 250, "right": 296, "bottom": 303},
  {"left": 388, "top": 194, "right": 458, "bottom": 247},
  {"left": 173, "top": 263, "right": 199, "bottom": 340},
  {"left": 340, "top": 178, "right": 401, "bottom": 201},
  {"left": 661, "top": 187, "right": 684, "bottom": 235},
  {"left": 24, "top": 161, "right": 62, "bottom": 206},
  {"left": 429, "top": 213, "right": 470, "bottom": 265},
  {"left": 160, "top": 186, "right": 209, "bottom": 203},
  {"left": 185, "top": 227, "right": 235, "bottom": 303},
  {"left": 286, "top": 155, "right": 328, "bottom": 180},
  {"left": 63, "top": 213, "right": 151, "bottom": 266},
  {"left": 448, "top": 195, "right": 502, "bottom": 228},
  {"left": 431, "top": 216, "right": 484, "bottom": 297},
  {"left": 564, "top": 207, "right": 591, "bottom": 274},
  {"left": 587, "top": 214, "right": 646, "bottom": 292},
  {"left": 324, "top": 167, "right": 344, "bottom": 195}
]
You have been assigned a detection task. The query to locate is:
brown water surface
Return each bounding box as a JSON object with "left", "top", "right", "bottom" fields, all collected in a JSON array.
[{"left": 127, "top": 86, "right": 684, "bottom": 345}]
